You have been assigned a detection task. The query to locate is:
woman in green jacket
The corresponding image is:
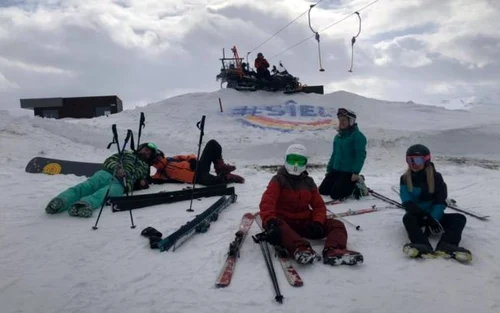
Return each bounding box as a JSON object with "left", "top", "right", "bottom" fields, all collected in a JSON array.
[{"left": 319, "top": 108, "right": 368, "bottom": 200}]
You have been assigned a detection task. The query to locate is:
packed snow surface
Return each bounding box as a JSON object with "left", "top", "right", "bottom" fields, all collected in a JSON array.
[{"left": 1, "top": 89, "right": 499, "bottom": 313}]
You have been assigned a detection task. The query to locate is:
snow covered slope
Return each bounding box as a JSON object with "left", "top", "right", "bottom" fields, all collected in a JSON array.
[{"left": 1, "top": 89, "right": 499, "bottom": 313}]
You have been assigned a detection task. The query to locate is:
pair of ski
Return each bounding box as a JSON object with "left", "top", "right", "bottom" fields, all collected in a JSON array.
[
  {"left": 214, "top": 212, "right": 303, "bottom": 289},
  {"left": 108, "top": 184, "right": 233, "bottom": 212}
]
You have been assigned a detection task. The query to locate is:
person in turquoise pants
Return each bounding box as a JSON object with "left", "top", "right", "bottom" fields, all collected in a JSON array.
[{"left": 45, "top": 144, "right": 153, "bottom": 218}]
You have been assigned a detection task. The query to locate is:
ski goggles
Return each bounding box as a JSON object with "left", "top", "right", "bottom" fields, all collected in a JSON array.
[
  {"left": 406, "top": 155, "right": 430, "bottom": 166},
  {"left": 286, "top": 154, "right": 307, "bottom": 166},
  {"left": 146, "top": 142, "right": 158, "bottom": 150}
]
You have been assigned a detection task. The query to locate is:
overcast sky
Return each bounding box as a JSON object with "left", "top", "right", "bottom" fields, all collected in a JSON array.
[{"left": 0, "top": 0, "right": 499, "bottom": 110}]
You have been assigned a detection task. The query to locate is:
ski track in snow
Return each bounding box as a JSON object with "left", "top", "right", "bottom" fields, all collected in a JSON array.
[{"left": 1, "top": 89, "right": 500, "bottom": 313}]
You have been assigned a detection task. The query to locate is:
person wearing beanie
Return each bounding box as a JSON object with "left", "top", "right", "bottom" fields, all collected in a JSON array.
[
  {"left": 400, "top": 144, "right": 472, "bottom": 263},
  {"left": 319, "top": 108, "right": 368, "bottom": 200},
  {"left": 259, "top": 144, "right": 364, "bottom": 266}
]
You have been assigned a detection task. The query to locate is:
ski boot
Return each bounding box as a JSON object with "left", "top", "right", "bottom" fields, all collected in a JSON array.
[
  {"left": 352, "top": 175, "right": 369, "bottom": 199},
  {"left": 323, "top": 247, "right": 364, "bottom": 266},
  {"left": 434, "top": 242, "right": 472, "bottom": 263},
  {"left": 214, "top": 159, "right": 236, "bottom": 176},
  {"left": 45, "top": 198, "right": 65, "bottom": 214},
  {"left": 293, "top": 246, "right": 321, "bottom": 265},
  {"left": 403, "top": 243, "right": 435, "bottom": 259},
  {"left": 68, "top": 201, "right": 93, "bottom": 218},
  {"left": 223, "top": 173, "right": 245, "bottom": 184}
]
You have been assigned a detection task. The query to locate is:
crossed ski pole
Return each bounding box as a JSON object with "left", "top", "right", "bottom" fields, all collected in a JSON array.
[{"left": 92, "top": 125, "right": 133, "bottom": 230}]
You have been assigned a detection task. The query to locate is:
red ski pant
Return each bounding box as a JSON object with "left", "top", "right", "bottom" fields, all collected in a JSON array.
[{"left": 274, "top": 217, "right": 347, "bottom": 255}]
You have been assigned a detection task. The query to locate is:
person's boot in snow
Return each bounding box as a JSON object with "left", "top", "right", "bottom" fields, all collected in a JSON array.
[
  {"left": 403, "top": 243, "right": 435, "bottom": 259},
  {"left": 45, "top": 198, "right": 65, "bottom": 214},
  {"left": 68, "top": 201, "right": 93, "bottom": 218},
  {"left": 293, "top": 246, "right": 321, "bottom": 265},
  {"left": 223, "top": 173, "right": 245, "bottom": 184},
  {"left": 434, "top": 241, "right": 472, "bottom": 263},
  {"left": 214, "top": 159, "right": 236, "bottom": 175},
  {"left": 323, "top": 247, "right": 364, "bottom": 265}
]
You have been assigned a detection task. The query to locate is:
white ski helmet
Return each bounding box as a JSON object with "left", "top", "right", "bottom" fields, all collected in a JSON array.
[{"left": 284, "top": 144, "right": 308, "bottom": 176}]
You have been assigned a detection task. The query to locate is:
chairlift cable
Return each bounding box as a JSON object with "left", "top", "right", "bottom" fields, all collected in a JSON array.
[
  {"left": 269, "top": 0, "right": 380, "bottom": 63},
  {"left": 248, "top": 0, "right": 325, "bottom": 55}
]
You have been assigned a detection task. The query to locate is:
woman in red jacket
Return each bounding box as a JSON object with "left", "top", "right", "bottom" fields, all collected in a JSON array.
[{"left": 259, "top": 144, "right": 363, "bottom": 266}]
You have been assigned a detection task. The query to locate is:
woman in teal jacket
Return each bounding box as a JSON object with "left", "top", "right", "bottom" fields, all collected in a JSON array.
[
  {"left": 319, "top": 108, "right": 367, "bottom": 200},
  {"left": 45, "top": 145, "right": 152, "bottom": 218},
  {"left": 400, "top": 144, "right": 471, "bottom": 263}
]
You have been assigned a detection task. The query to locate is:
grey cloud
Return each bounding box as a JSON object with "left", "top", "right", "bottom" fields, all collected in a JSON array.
[{"left": 0, "top": 0, "right": 498, "bottom": 111}]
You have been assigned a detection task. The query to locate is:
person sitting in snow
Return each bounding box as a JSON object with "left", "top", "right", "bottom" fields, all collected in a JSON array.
[
  {"left": 400, "top": 144, "right": 472, "bottom": 262},
  {"left": 319, "top": 108, "right": 368, "bottom": 201},
  {"left": 45, "top": 144, "right": 152, "bottom": 218},
  {"left": 259, "top": 144, "right": 364, "bottom": 266},
  {"left": 145, "top": 139, "right": 244, "bottom": 186}
]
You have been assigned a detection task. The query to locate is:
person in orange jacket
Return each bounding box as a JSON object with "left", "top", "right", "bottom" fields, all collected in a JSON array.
[
  {"left": 140, "top": 139, "right": 244, "bottom": 186},
  {"left": 254, "top": 52, "right": 271, "bottom": 80},
  {"left": 259, "top": 144, "right": 363, "bottom": 266}
]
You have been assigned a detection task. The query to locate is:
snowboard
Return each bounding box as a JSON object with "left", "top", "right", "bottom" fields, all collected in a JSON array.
[{"left": 25, "top": 157, "right": 103, "bottom": 177}]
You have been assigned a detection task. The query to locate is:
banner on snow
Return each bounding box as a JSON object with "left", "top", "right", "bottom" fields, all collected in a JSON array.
[{"left": 229, "top": 100, "right": 337, "bottom": 132}]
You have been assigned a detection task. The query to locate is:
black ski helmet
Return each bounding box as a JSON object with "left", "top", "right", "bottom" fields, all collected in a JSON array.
[
  {"left": 406, "top": 144, "right": 431, "bottom": 158},
  {"left": 137, "top": 142, "right": 158, "bottom": 153},
  {"left": 337, "top": 108, "right": 356, "bottom": 126}
]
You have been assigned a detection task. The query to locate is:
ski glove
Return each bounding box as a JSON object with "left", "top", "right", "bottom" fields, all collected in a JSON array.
[
  {"left": 403, "top": 201, "right": 422, "bottom": 215},
  {"left": 265, "top": 218, "right": 281, "bottom": 246},
  {"left": 308, "top": 222, "right": 325, "bottom": 238},
  {"left": 424, "top": 215, "right": 444, "bottom": 235}
]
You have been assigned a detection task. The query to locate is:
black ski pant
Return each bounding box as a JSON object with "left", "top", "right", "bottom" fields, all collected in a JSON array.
[
  {"left": 194, "top": 139, "right": 226, "bottom": 186},
  {"left": 402, "top": 212, "right": 466, "bottom": 247},
  {"left": 318, "top": 170, "right": 357, "bottom": 200}
]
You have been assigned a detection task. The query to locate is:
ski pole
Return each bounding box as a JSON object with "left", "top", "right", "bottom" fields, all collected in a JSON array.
[
  {"left": 93, "top": 126, "right": 132, "bottom": 230},
  {"left": 327, "top": 208, "right": 361, "bottom": 231},
  {"left": 187, "top": 115, "right": 206, "bottom": 212},
  {"left": 125, "top": 112, "right": 145, "bottom": 228},
  {"left": 368, "top": 189, "right": 403, "bottom": 208},
  {"left": 252, "top": 232, "right": 284, "bottom": 304}
]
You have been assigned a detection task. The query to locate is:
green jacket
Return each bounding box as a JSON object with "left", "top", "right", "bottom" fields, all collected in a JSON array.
[
  {"left": 103, "top": 151, "right": 150, "bottom": 191},
  {"left": 326, "top": 124, "right": 367, "bottom": 174}
]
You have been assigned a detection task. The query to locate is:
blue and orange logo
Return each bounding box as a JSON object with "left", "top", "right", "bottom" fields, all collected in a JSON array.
[{"left": 229, "top": 100, "right": 337, "bottom": 132}]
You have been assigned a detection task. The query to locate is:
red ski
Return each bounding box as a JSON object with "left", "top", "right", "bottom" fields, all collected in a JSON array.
[{"left": 215, "top": 213, "right": 255, "bottom": 287}]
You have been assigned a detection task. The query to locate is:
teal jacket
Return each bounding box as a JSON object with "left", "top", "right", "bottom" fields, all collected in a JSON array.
[
  {"left": 326, "top": 124, "right": 367, "bottom": 174},
  {"left": 399, "top": 164, "right": 447, "bottom": 221},
  {"left": 103, "top": 151, "right": 150, "bottom": 192}
]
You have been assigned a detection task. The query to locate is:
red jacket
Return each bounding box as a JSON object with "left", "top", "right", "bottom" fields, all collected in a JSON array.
[
  {"left": 259, "top": 167, "right": 327, "bottom": 227},
  {"left": 151, "top": 153, "right": 197, "bottom": 183},
  {"left": 255, "top": 57, "right": 270, "bottom": 70}
]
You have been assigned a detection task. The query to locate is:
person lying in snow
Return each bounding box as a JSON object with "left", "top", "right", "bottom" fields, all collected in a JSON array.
[
  {"left": 45, "top": 145, "right": 151, "bottom": 218},
  {"left": 319, "top": 108, "right": 369, "bottom": 201},
  {"left": 144, "top": 139, "right": 244, "bottom": 186},
  {"left": 259, "top": 144, "right": 363, "bottom": 266},
  {"left": 400, "top": 144, "right": 472, "bottom": 262}
]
